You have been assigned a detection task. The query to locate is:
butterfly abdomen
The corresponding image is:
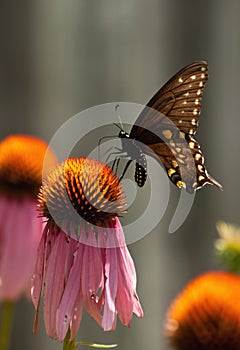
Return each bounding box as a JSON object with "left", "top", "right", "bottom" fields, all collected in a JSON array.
[
  {"left": 125, "top": 140, "right": 147, "bottom": 187},
  {"left": 135, "top": 155, "right": 147, "bottom": 187},
  {"left": 126, "top": 139, "right": 147, "bottom": 187},
  {"left": 120, "top": 133, "right": 147, "bottom": 187}
]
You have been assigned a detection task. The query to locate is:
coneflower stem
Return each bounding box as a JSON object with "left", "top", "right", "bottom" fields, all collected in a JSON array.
[
  {"left": 63, "top": 330, "right": 76, "bottom": 350},
  {"left": 0, "top": 301, "right": 14, "bottom": 350},
  {"left": 62, "top": 331, "right": 118, "bottom": 349}
]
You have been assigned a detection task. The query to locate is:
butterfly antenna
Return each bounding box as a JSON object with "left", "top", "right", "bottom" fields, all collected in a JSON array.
[
  {"left": 115, "top": 104, "right": 124, "bottom": 129},
  {"left": 113, "top": 122, "right": 123, "bottom": 131}
]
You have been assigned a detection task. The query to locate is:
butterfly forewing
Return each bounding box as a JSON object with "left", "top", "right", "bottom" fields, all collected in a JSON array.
[
  {"left": 128, "top": 61, "right": 222, "bottom": 192},
  {"left": 130, "top": 61, "right": 208, "bottom": 141}
]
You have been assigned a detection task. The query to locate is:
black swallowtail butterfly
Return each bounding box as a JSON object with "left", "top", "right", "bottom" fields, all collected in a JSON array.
[{"left": 114, "top": 61, "right": 222, "bottom": 193}]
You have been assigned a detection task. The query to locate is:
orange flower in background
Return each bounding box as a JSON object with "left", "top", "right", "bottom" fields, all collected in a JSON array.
[
  {"left": 165, "top": 272, "right": 240, "bottom": 350},
  {"left": 0, "top": 135, "right": 56, "bottom": 300}
]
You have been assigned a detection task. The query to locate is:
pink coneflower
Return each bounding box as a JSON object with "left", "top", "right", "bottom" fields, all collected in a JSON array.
[
  {"left": 165, "top": 272, "right": 240, "bottom": 350},
  {"left": 31, "top": 157, "right": 143, "bottom": 342},
  {"left": 0, "top": 135, "right": 56, "bottom": 301}
]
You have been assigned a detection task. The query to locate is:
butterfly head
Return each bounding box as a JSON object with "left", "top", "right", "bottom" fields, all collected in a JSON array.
[
  {"left": 118, "top": 130, "right": 130, "bottom": 139},
  {"left": 113, "top": 123, "right": 130, "bottom": 139}
]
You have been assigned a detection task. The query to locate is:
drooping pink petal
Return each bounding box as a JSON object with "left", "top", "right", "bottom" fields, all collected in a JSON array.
[
  {"left": 100, "top": 222, "right": 125, "bottom": 331},
  {"left": 44, "top": 222, "right": 60, "bottom": 263},
  {"left": 69, "top": 288, "right": 83, "bottom": 341},
  {"left": 31, "top": 222, "right": 50, "bottom": 334},
  {"left": 44, "top": 231, "right": 69, "bottom": 338},
  {"left": 81, "top": 229, "right": 103, "bottom": 325},
  {"left": 0, "top": 199, "right": 22, "bottom": 299},
  {"left": 0, "top": 196, "right": 9, "bottom": 259},
  {"left": 31, "top": 224, "right": 49, "bottom": 311},
  {"left": 115, "top": 222, "right": 137, "bottom": 287},
  {"left": 114, "top": 219, "right": 143, "bottom": 325},
  {"left": 63, "top": 234, "right": 79, "bottom": 285},
  {"left": 102, "top": 245, "right": 118, "bottom": 331},
  {"left": 132, "top": 291, "right": 144, "bottom": 318},
  {"left": 22, "top": 198, "right": 43, "bottom": 299},
  {"left": 115, "top": 234, "right": 143, "bottom": 318},
  {"left": 0, "top": 197, "right": 15, "bottom": 299},
  {"left": 56, "top": 244, "right": 84, "bottom": 342},
  {"left": 0, "top": 197, "right": 42, "bottom": 300},
  {"left": 115, "top": 248, "right": 133, "bottom": 327},
  {"left": 94, "top": 218, "right": 143, "bottom": 329}
]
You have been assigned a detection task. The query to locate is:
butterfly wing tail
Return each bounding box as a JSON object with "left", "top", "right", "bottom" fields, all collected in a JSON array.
[
  {"left": 195, "top": 173, "right": 223, "bottom": 191},
  {"left": 207, "top": 175, "right": 223, "bottom": 190}
]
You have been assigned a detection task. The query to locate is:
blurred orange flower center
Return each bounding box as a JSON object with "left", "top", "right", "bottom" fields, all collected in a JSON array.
[{"left": 0, "top": 135, "right": 56, "bottom": 194}]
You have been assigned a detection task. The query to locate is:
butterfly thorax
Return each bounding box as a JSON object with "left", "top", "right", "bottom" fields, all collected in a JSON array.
[{"left": 118, "top": 130, "right": 147, "bottom": 187}]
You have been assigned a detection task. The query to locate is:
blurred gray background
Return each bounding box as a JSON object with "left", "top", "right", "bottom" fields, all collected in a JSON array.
[{"left": 0, "top": 0, "right": 238, "bottom": 349}]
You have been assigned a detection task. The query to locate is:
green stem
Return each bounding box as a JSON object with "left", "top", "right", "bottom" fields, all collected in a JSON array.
[
  {"left": 62, "top": 330, "right": 117, "bottom": 349},
  {"left": 0, "top": 301, "right": 14, "bottom": 350},
  {"left": 63, "top": 330, "right": 77, "bottom": 350},
  {"left": 77, "top": 342, "right": 118, "bottom": 348}
]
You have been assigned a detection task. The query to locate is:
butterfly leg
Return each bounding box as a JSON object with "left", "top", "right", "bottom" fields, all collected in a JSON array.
[
  {"left": 104, "top": 146, "right": 114, "bottom": 161},
  {"left": 111, "top": 157, "right": 118, "bottom": 172},
  {"left": 118, "top": 159, "right": 133, "bottom": 182},
  {"left": 113, "top": 156, "right": 125, "bottom": 174},
  {"left": 114, "top": 146, "right": 124, "bottom": 152},
  {"left": 112, "top": 155, "right": 129, "bottom": 176},
  {"left": 105, "top": 150, "right": 127, "bottom": 164},
  {"left": 105, "top": 148, "right": 123, "bottom": 163}
]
